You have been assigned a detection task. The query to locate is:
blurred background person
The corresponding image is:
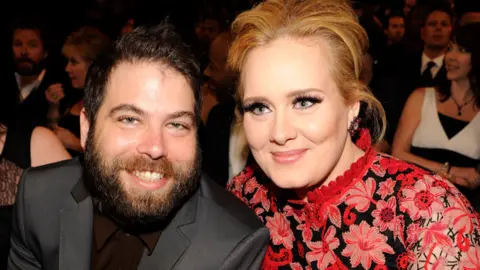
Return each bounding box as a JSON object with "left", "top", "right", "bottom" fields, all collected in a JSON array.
[
  {"left": 45, "top": 26, "right": 111, "bottom": 156},
  {"left": 392, "top": 23, "right": 480, "bottom": 210}
]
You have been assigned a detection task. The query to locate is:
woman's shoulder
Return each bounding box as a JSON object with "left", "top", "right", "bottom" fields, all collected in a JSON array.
[
  {"left": 407, "top": 87, "right": 428, "bottom": 102},
  {"left": 30, "top": 126, "right": 71, "bottom": 167},
  {"left": 228, "top": 165, "right": 258, "bottom": 191},
  {"left": 227, "top": 165, "right": 267, "bottom": 205},
  {"left": 370, "top": 152, "right": 479, "bottom": 228}
]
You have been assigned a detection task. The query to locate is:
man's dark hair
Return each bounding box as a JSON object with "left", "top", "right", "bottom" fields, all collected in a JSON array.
[
  {"left": 9, "top": 15, "right": 51, "bottom": 52},
  {"left": 84, "top": 19, "right": 202, "bottom": 127},
  {"left": 421, "top": 3, "right": 454, "bottom": 27}
]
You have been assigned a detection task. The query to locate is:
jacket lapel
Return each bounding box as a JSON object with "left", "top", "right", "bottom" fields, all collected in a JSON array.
[
  {"left": 59, "top": 179, "right": 93, "bottom": 270},
  {"left": 138, "top": 190, "right": 199, "bottom": 270}
]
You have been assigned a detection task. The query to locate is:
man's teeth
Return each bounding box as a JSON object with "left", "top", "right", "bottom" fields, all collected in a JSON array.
[{"left": 133, "top": 171, "right": 163, "bottom": 181}]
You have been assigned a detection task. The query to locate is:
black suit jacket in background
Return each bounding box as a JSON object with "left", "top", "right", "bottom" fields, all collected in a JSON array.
[
  {"left": 1, "top": 62, "right": 69, "bottom": 129},
  {"left": 400, "top": 50, "right": 448, "bottom": 96},
  {"left": 8, "top": 158, "right": 269, "bottom": 270},
  {"left": 202, "top": 101, "right": 236, "bottom": 187}
]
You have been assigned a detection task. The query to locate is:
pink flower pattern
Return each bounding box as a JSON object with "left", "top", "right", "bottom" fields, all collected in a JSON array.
[
  {"left": 266, "top": 212, "right": 295, "bottom": 249},
  {"left": 371, "top": 196, "right": 397, "bottom": 232},
  {"left": 341, "top": 221, "right": 394, "bottom": 268},
  {"left": 305, "top": 226, "right": 339, "bottom": 269},
  {"left": 227, "top": 149, "right": 480, "bottom": 269}
]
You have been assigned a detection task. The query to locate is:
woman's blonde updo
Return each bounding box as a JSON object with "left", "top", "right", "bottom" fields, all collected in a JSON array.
[
  {"left": 228, "top": 0, "right": 386, "bottom": 143},
  {"left": 63, "top": 26, "right": 111, "bottom": 63}
]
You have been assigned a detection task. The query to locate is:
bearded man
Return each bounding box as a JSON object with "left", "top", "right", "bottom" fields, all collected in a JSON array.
[{"left": 8, "top": 20, "right": 268, "bottom": 270}]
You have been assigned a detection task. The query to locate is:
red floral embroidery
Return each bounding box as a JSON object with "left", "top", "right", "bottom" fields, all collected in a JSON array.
[
  {"left": 296, "top": 241, "right": 305, "bottom": 258},
  {"left": 228, "top": 132, "right": 480, "bottom": 269},
  {"left": 266, "top": 213, "right": 295, "bottom": 249},
  {"left": 374, "top": 265, "right": 388, "bottom": 270},
  {"left": 460, "top": 246, "right": 480, "bottom": 269},
  {"left": 341, "top": 221, "right": 394, "bottom": 269},
  {"left": 305, "top": 226, "right": 339, "bottom": 269},
  {"left": 355, "top": 128, "right": 371, "bottom": 151},
  {"left": 262, "top": 246, "right": 293, "bottom": 269},
  {"left": 376, "top": 178, "right": 396, "bottom": 200},
  {"left": 396, "top": 252, "right": 409, "bottom": 269},
  {"left": 371, "top": 196, "right": 397, "bottom": 232},
  {"left": 400, "top": 179, "right": 445, "bottom": 220}
]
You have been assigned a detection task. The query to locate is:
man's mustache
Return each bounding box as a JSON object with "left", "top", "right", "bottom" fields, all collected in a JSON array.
[{"left": 15, "top": 57, "right": 36, "bottom": 65}]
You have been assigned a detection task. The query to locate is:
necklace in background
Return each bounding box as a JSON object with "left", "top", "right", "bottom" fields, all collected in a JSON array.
[{"left": 451, "top": 94, "right": 475, "bottom": 116}]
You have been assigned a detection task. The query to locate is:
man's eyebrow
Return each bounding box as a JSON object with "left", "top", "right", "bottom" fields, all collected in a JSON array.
[
  {"left": 166, "top": 111, "right": 196, "bottom": 122},
  {"left": 108, "top": 104, "right": 145, "bottom": 117}
]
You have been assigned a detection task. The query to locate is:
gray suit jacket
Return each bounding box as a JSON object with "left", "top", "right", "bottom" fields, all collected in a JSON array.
[{"left": 8, "top": 158, "right": 269, "bottom": 270}]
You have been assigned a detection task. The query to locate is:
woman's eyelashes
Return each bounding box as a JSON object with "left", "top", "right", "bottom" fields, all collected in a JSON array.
[
  {"left": 242, "top": 102, "right": 270, "bottom": 115},
  {"left": 292, "top": 94, "right": 323, "bottom": 109},
  {"left": 242, "top": 95, "right": 323, "bottom": 115}
]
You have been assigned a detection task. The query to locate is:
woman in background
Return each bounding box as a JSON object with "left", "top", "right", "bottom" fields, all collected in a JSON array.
[
  {"left": 392, "top": 23, "right": 480, "bottom": 210},
  {"left": 227, "top": 0, "right": 480, "bottom": 268},
  {"left": 0, "top": 90, "right": 70, "bottom": 268},
  {"left": 45, "top": 26, "right": 111, "bottom": 155}
]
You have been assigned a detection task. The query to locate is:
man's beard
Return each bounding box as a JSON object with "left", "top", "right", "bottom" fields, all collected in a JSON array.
[
  {"left": 14, "top": 57, "right": 44, "bottom": 76},
  {"left": 83, "top": 130, "right": 201, "bottom": 230}
]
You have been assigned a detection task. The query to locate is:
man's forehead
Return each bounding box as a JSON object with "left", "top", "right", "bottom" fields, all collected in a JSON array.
[
  {"left": 103, "top": 62, "right": 193, "bottom": 105},
  {"left": 427, "top": 11, "right": 450, "bottom": 21},
  {"left": 14, "top": 29, "right": 41, "bottom": 39}
]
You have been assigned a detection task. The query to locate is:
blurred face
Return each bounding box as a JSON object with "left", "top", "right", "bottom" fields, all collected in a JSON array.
[
  {"left": 64, "top": 46, "right": 89, "bottom": 89},
  {"left": 203, "top": 19, "right": 220, "bottom": 42},
  {"left": 445, "top": 43, "right": 472, "bottom": 81},
  {"left": 421, "top": 11, "right": 452, "bottom": 50},
  {"left": 121, "top": 19, "right": 135, "bottom": 35},
  {"left": 12, "top": 29, "right": 47, "bottom": 76},
  {"left": 80, "top": 62, "right": 200, "bottom": 225},
  {"left": 386, "top": 17, "right": 405, "bottom": 43},
  {"left": 241, "top": 37, "right": 359, "bottom": 190},
  {"left": 404, "top": 0, "right": 416, "bottom": 15},
  {"left": 195, "top": 21, "right": 208, "bottom": 44},
  {"left": 459, "top": 12, "right": 480, "bottom": 26},
  {"left": 203, "top": 35, "right": 232, "bottom": 90}
]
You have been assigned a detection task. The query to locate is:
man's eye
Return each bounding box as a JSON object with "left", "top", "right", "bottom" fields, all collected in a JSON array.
[
  {"left": 168, "top": 122, "right": 188, "bottom": 130},
  {"left": 118, "top": 116, "right": 139, "bottom": 125}
]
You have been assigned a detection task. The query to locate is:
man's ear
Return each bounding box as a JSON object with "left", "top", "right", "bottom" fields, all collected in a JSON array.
[{"left": 80, "top": 108, "right": 90, "bottom": 151}]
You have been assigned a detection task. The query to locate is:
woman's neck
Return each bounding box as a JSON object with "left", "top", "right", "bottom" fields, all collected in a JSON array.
[
  {"left": 295, "top": 139, "right": 365, "bottom": 201},
  {"left": 451, "top": 79, "right": 473, "bottom": 101}
]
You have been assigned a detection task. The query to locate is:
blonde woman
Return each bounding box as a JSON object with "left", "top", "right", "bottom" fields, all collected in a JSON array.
[
  {"left": 45, "top": 27, "right": 111, "bottom": 154},
  {"left": 227, "top": 0, "right": 480, "bottom": 268}
]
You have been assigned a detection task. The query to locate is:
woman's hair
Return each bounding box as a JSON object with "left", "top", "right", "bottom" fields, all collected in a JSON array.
[
  {"left": 439, "top": 23, "right": 480, "bottom": 107},
  {"left": 228, "top": 0, "right": 386, "bottom": 143},
  {"left": 63, "top": 26, "right": 112, "bottom": 63}
]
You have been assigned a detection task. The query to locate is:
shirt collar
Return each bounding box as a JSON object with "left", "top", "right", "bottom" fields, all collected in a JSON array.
[
  {"left": 93, "top": 212, "right": 162, "bottom": 255},
  {"left": 421, "top": 52, "right": 444, "bottom": 69},
  {"left": 14, "top": 69, "right": 46, "bottom": 89}
]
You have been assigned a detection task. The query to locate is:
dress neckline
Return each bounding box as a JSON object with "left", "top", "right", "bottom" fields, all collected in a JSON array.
[{"left": 288, "top": 128, "right": 376, "bottom": 205}]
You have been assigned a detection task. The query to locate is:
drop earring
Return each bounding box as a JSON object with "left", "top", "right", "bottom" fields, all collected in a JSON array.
[{"left": 348, "top": 116, "right": 361, "bottom": 137}]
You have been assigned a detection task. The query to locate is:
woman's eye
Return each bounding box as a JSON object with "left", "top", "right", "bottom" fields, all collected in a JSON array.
[
  {"left": 243, "top": 102, "right": 271, "bottom": 115},
  {"left": 293, "top": 96, "right": 322, "bottom": 109}
]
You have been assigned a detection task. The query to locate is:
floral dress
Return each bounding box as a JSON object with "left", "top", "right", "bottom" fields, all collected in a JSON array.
[{"left": 228, "top": 146, "right": 480, "bottom": 269}]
